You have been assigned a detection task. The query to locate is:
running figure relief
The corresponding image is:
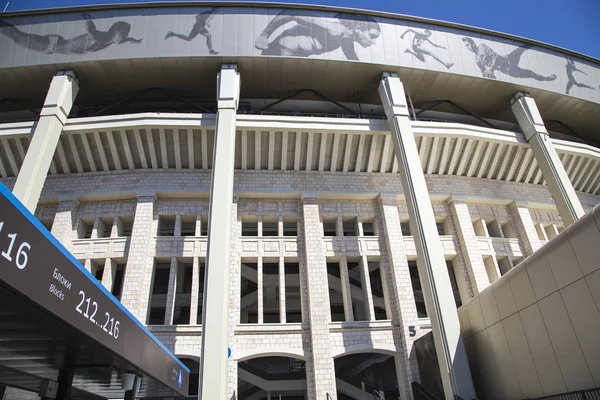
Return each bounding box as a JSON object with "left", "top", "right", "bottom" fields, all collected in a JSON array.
[
  {"left": 0, "top": 13, "right": 142, "bottom": 54},
  {"left": 401, "top": 29, "right": 453, "bottom": 69},
  {"left": 461, "top": 37, "right": 556, "bottom": 81},
  {"left": 164, "top": 8, "right": 219, "bottom": 55},
  {"left": 565, "top": 59, "right": 595, "bottom": 94},
  {"left": 254, "top": 10, "right": 380, "bottom": 60}
]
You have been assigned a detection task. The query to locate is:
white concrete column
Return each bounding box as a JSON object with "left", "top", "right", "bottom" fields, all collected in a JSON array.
[
  {"left": 174, "top": 214, "right": 182, "bottom": 237},
  {"left": 164, "top": 257, "right": 179, "bottom": 325},
  {"left": 377, "top": 194, "right": 420, "bottom": 399},
  {"left": 379, "top": 72, "right": 475, "bottom": 400},
  {"left": 511, "top": 92, "right": 584, "bottom": 226},
  {"left": 278, "top": 216, "right": 284, "bottom": 236},
  {"left": 339, "top": 257, "right": 355, "bottom": 322},
  {"left": 257, "top": 215, "right": 263, "bottom": 237},
  {"left": 359, "top": 255, "right": 375, "bottom": 321},
  {"left": 279, "top": 257, "right": 286, "bottom": 323},
  {"left": 508, "top": 202, "right": 542, "bottom": 256},
  {"left": 300, "top": 194, "right": 336, "bottom": 398},
  {"left": 84, "top": 259, "right": 92, "bottom": 273},
  {"left": 111, "top": 216, "right": 120, "bottom": 238},
  {"left": 357, "top": 217, "right": 365, "bottom": 237},
  {"left": 336, "top": 216, "right": 343, "bottom": 236},
  {"left": 101, "top": 258, "right": 116, "bottom": 292},
  {"left": 195, "top": 215, "right": 202, "bottom": 237},
  {"left": 189, "top": 257, "right": 201, "bottom": 325},
  {"left": 12, "top": 71, "right": 79, "bottom": 212},
  {"left": 90, "top": 217, "right": 101, "bottom": 239},
  {"left": 199, "top": 64, "right": 240, "bottom": 400},
  {"left": 447, "top": 198, "right": 490, "bottom": 295},
  {"left": 50, "top": 196, "right": 80, "bottom": 252},
  {"left": 257, "top": 257, "right": 264, "bottom": 324},
  {"left": 120, "top": 192, "right": 156, "bottom": 322}
]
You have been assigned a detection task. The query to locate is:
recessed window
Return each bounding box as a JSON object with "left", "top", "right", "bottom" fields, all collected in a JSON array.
[
  {"left": 408, "top": 261, "right": 427, "bottom": 318},
  {"left": 327, "top": 262, "right": 345, "bottom": 322},
  {"left": 79, "top": 219, "right": 94, "bottom": 239},
  {"left": 242, "top": 217, "right": 259, "bottom": 236},
  {"left": 158, "top": 216, "right": 176, "bottom": 236},
  {"left": 99, "top": 218, "right": 113, "bottom": 238},
  {"left": 174, "top": 263, "right": 193, "bottom": 325},
  {"left": 323, "top": 217, "right": 337, "bottom": 237},
  {"left": 362, "top": 218, "right": 375, "bottom": 236},
  {"left": 283, "top": 218, "right": 298, "bottom": 236},
  {"left": 119, "top": 217, "right": 133, "bottom": 237},
  {"left": 112, "top": 264, "right": 126, "bottom": 301},
  {"left": 240, "top": 262, "right": 258, "bottom": 323},
  {"left": 342, "top": 218, "right": 358, "bottom": 236},
  {"left": 436, "top": 222, "right": 445, "bottom": 236},
  {"left": 148, "top": 262, "right": 171, "bottom": 325},
  {"left": 200, "top": 216, "right": 208, "bottom": 236},
  {"left": 181, "top": 216, "right": 196, "bottom": 237},
  {"left": 401, "top": 222, "right": 411, "bottom": 237},
  {"left": 262, "top": 217, "right": 279, "bottom": 237},
  {"left": 446, "top": 260, "right": 462, "bottom": 308},
  {"left": 41, "top": 219, "right": 54, "bottom": 232}
]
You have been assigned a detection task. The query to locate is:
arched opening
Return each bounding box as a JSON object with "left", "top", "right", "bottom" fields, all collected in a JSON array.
[
  {"left": 237, "top": 356, "right": 307, "bottom": 399},
  {"left": 335, "top": 352, "right": 399, "bottom": 399},
  {"left": 179, "top": 357, "right": 200, "bottom": 398}
]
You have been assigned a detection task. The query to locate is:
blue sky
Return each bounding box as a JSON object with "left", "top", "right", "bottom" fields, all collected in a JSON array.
[{"left": 4, "top": 0, "right": 600, "bottom": 59}]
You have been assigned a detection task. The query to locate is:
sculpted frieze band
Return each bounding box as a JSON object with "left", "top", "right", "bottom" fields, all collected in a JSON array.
[{"left": 0, "top": 6, "right": 598, "bottom": 101}]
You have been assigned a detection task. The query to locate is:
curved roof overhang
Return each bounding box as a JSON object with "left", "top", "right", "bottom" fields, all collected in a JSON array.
[{"left": 0, "top": 2, "right": 598, "bottom": 141}]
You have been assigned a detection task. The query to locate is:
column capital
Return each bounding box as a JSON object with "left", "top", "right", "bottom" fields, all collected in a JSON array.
[
  {"left": 446, "top": 195, "right": 469, "bottom": 205},
  {"left": 56, "top": 194, "right": 80, "bottom": 204},
  {"left": 135, "top": 190, "right": 156, "bottom": 200},
  {"left": 217, "top": 65, "right": 240, "bottom": 110},
  {"left": 378, "top": 72, "right": 410, "bottom": 120},
  {"left": 510, "top": 92, "right": 548, "bottom": 141},
  {"left": 301, "top": 192, "right": 320, "bottom": 204}
]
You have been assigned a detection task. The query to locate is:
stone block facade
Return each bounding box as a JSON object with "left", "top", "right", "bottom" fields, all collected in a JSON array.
[{"left": 3, "top": 167, "right": 596, "bottom": 400}]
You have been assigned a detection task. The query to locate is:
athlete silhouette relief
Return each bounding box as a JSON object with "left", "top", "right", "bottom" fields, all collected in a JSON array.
[
  {"left": 565, "top": 59, "right": 595, "bottom": 95},
  {"left": 254, "top": 10, "right": 381, "bottom": 60},
  {"left": 461, "top": 37, "right": 556, "bottom": 82},
  {"left": 164, "top": 8, "right": 219, "bottom": 55},
  {"left": 0, "top": 13, "right": 142, "bottom": 54},
  {"left": 401, "top": 29, "right": 453, "bottom": 69}
]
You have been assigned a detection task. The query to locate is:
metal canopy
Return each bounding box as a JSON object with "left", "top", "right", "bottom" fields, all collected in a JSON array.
[{"left": 0, "top": 183, "right": 190, "bottom": 399}]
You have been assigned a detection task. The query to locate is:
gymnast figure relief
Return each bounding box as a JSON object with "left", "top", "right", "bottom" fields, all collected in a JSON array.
[
  {"left": 0, "top": 13, "right": 142, "bottom": 54},
  {"left": 565, "top": 59, "right": 595, "bottom": 95},
  {"left": 254, "top": 10, "right": 381, "bottom": 60},
  {"left": 462, "top": 37, "right": 556, "bottom": 82},
  {"left": 401, "top": 28, "right": 453, "bottom": 69},
  {"left": 164, "top": 8, "right": 219, "bottom": 55}
]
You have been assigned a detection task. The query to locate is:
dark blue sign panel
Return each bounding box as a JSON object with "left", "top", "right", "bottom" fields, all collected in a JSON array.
[{"left": 0, "top": 183, "right": 189, "bottom": 396}]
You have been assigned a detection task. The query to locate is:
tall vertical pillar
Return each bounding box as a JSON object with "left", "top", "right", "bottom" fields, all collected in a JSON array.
[
  {"left": 508, "top": 202, "right": 542, "bottom": 256},
  {"left": 51, "top": 196, "right": 80, "bottom": 252},
  {"left": 102, "top": 258, "right": 116, "bottom": 292},
  {"left": 279, "top": 256, "right": 286, "bottom": 324},
  {"left": 339, "top": 257, "right": 355, "bottom": 322},
  {"left": 301, "top": 194, "right": 336, "bottom": 399},
  {"left": 189, "top": 257, "right": 201, "bottom": 325},
  {"left": 447, "top": 198, "right": 490, "bottom": 295},
  {"left": 379, "top": 73, "right": 475, "bottom": 400},
  {"left": 511, "top": 92, "right": 584, "bottom": 226},
  {"left": 164, "top": 257, "right": 179, "bottom": 325},
  {"left": 120, "top": 192, "right": 156, "bottom": 322},
  {"left": 12, "top": 71, "right": 79, "bottom": 212},
  {"left": 199, "top": 64, "right": 240, "bottom": 400},
  {"left": 377, "top": 194, "right": 420, "bottom": 399}
]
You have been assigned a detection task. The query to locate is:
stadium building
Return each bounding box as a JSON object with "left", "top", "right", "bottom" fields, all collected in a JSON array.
[{"left": 0, "top": 2, "right": 599, "bottom": 400}]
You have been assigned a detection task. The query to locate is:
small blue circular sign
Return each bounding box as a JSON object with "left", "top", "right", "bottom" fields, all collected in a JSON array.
[{"left": 228, "top": 347, "right": 231, "bottom": 358}]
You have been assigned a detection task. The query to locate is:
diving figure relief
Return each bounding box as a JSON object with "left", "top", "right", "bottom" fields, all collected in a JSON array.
[
  {"left": 254, "top": 10, "right": 381, "bottom": 60},
  {"left": 164, "top": 7, "right": 219, "bottom": 55},
  {"left": 0, "top": 13, "right": 142, "bottom": 54},
  {"left": 401, "top": 28, "right": 453, "bottom": 69},
  {"left": 565, "top": 59, "right": 595, "bottom": 95},
  {"left": 461, "top": 37, "right": 556, "bottom": 81}
]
